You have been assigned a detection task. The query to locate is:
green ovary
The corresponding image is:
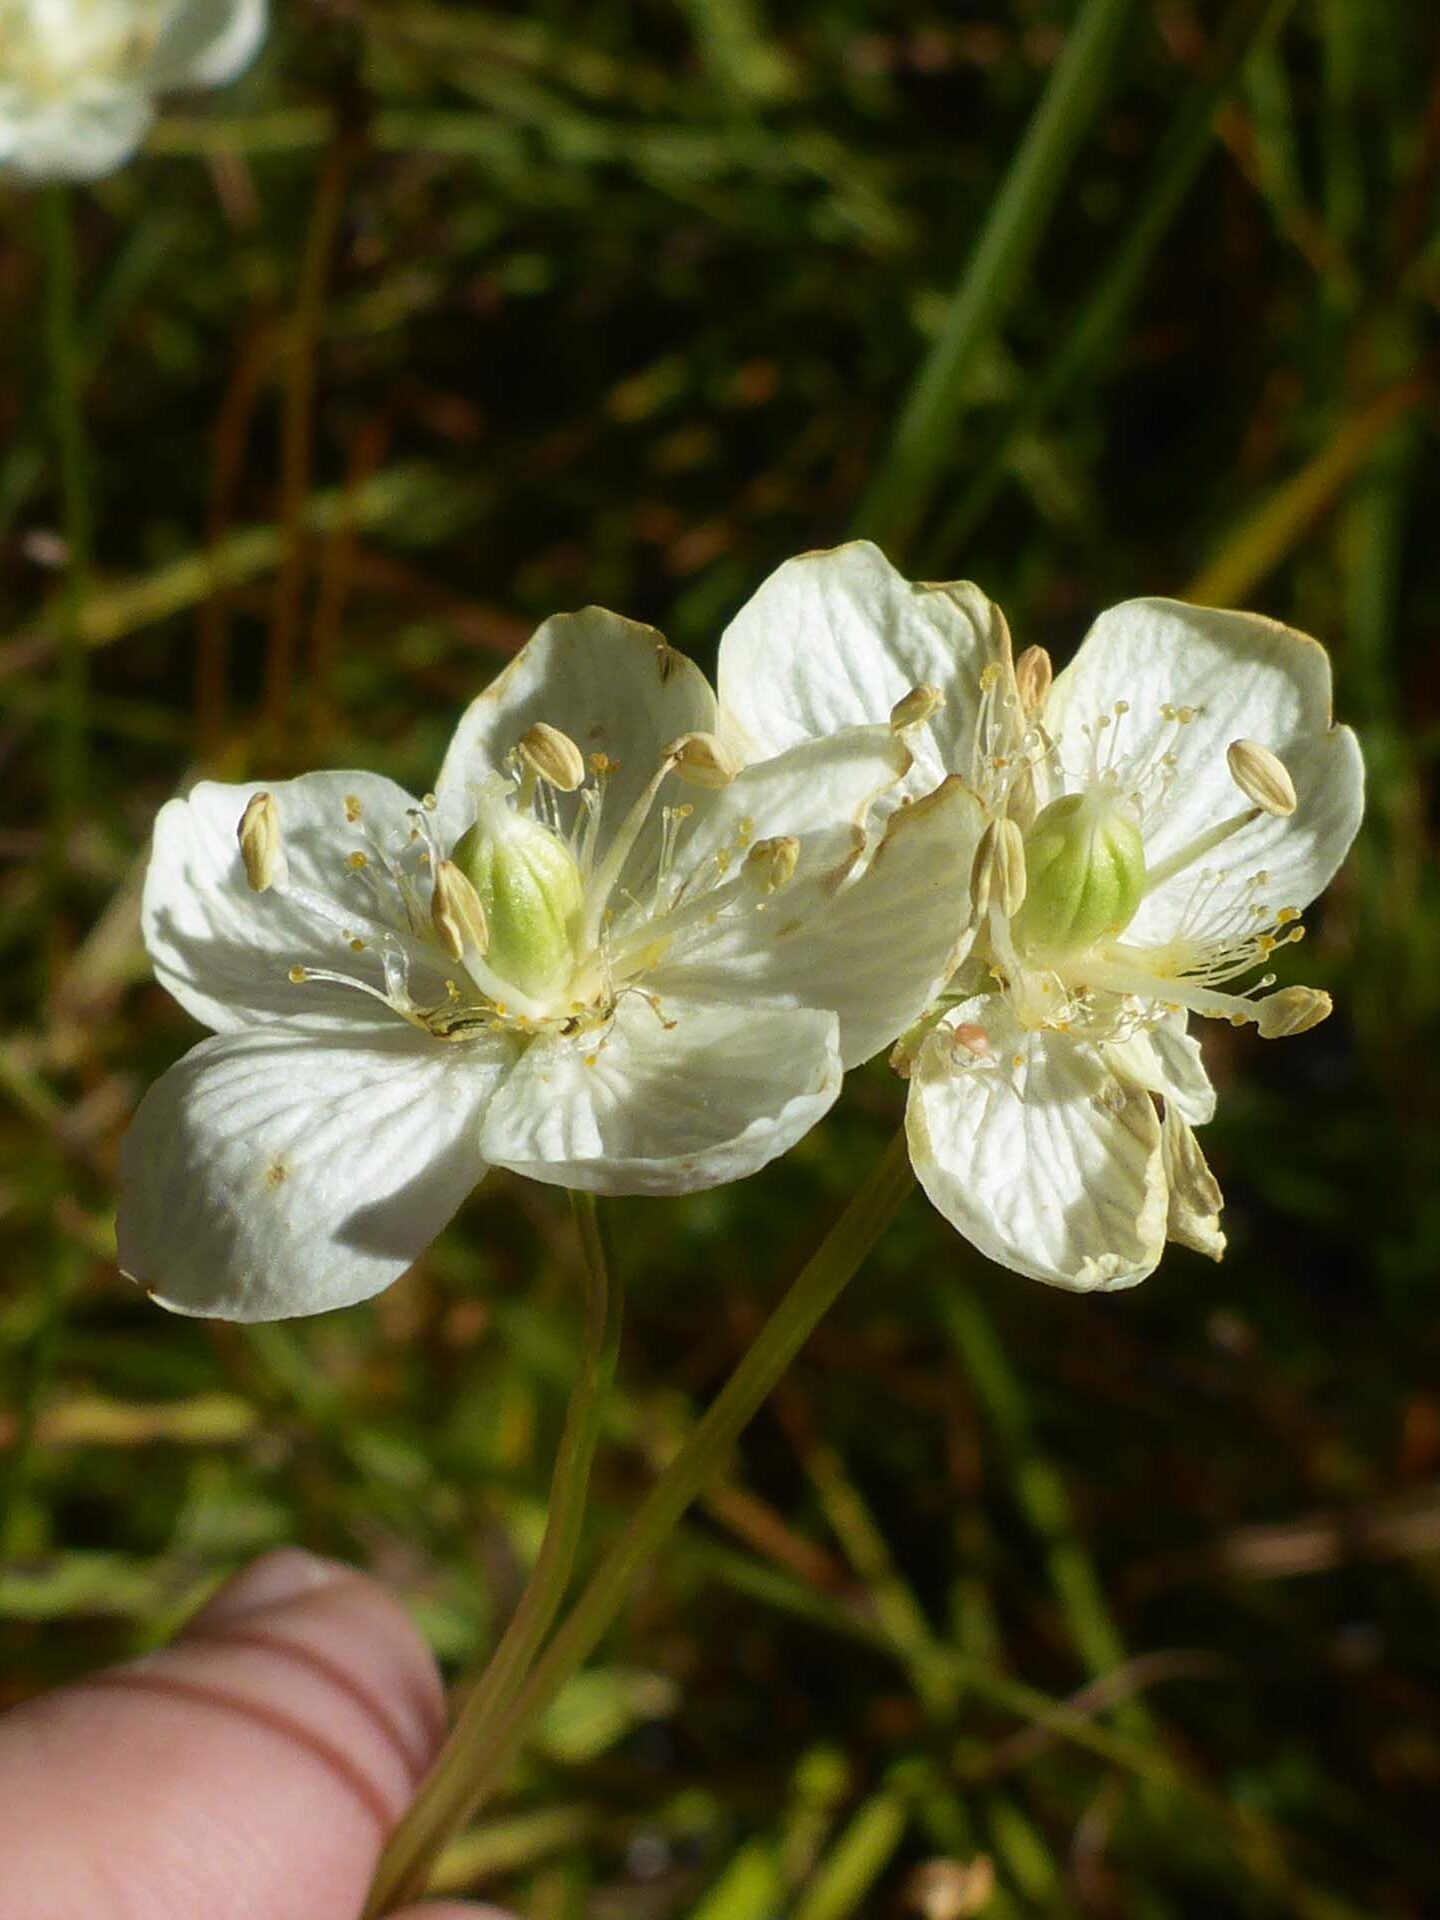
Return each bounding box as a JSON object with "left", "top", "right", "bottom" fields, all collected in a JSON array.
[
  {"left": 1010, "top": 789, "right": 1146, "bottom": 962},
  {"left": 452, "top": 797, "right": 584, "bottom": 1001}
]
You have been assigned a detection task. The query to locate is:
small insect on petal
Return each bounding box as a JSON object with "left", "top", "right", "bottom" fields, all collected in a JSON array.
[
  {"left": 430, "top": 859, "right": 491, "bottom": 962},
  {"left": 1256, "top": 984, "right": 1332, "bottom": 1038},
  {"left": 666, "top": 731, "right": 743, "bottom": 788},
  {"left": 1226, "top": 739, "right": 1297, "bottom": 818},
  {"left": 1014, "top": 644, "right": 1053, "bottom": 715},
  {"left": 889, "top": 682, "right": 945, "bottom": 732},
  {"left": 237, "top": 792, "right": 287, "bottom": 894},
  {"left": 518, "top": 721, "right": 587, "bottom": 792}
]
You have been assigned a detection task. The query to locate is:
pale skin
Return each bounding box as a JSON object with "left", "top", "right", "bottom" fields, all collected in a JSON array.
[{"left": 0, "top": 1548, "right": 515, "bottom": 1920}]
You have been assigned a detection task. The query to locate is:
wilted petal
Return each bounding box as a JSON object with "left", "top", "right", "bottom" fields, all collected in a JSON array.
[
  {"left": 907, "top": 997, "right": 1167, "bottom": 1290},
  {"left": 118, "top": 1026, "right": 511, "bottom": 1321},
  {"left": 1159, "top": 1106, "right": 1226, "bottom": 1261},
  {"left": 479, "top": 993, "right": 841, "bottom": 1195}
]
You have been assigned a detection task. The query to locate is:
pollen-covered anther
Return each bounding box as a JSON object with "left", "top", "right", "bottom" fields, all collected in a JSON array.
[
  {"left": 665, "top": 731, "right": 742, "bottom": 789},
  {"left": 518, "top": 721, "right": 587, "bottom": 792},
  {"left": 237, "top": 792, "right": 287, "bottom": 894},
  {"left": 889, "top": 682, "right": 945, "bottom": 732},
  {"left": 1256, "top": 985, "right": 1332, "bottom": 1039},
  {"left": 969, "top": 816, "right": 1027, "bottom": 921},
  {"left": 1014, "top": 644, "right": 1053, "bottom": 715},
  {"left": 430, "top": 859, "right": 491, "bottom": 962},
  {"left": 1227, "top": 739, "right": 1297, "bottom": 817},
  {"left": 745, "top": 834, "right": 800, "bottom": 893}
]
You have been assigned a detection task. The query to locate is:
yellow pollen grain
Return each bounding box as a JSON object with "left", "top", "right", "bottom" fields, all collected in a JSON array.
[
  {"left": 347, "top": 850, "right": 368, "bottom": 870},
  {"left": 1011, "top": 1053, "right": 1025, "bottom": 1068},
  {"left": 344, "top": 794, "right": 363, "bottom": 823},
  {"left": 288, "top": 965, "right": 308, "bottom": 983},
  {"left": 350, "top": 937, "right": 366, "bottom": 952},
  {"left": 584, "top": 1053, "right": 599, "bottom": 1067},
  {"left": 980, "top": 663, "right": 1001, "bottom": 690},
  {"left": 1276, "top": 906, "right": 1300, "bottom": 923},
  {"left": 1230, "top": 1013, "right": 1247, "bottom": 1027},
  {"left": 715, "top": 846, "right": 731, "bottom": 873},
  {"left": 265, "top": 1161, "right": 288, "bottom": 1188},
  {"left": 422, "top": 793, "right": 438, "bottom": 810}
]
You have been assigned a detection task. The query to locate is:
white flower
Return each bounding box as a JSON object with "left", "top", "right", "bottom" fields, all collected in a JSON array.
[
  {"left": 119, "top": 604, "right": 979, "bottom": 1320},
  {"left": 0, "top": 0, "right": 264, "bottom": 182},
  {"left": 718, "top": 542, "right": 1365, "bottom": 1291}
]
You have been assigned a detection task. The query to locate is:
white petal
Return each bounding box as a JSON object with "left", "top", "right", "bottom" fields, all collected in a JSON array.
[
  {"left": 479, "top": 993, "right": 841, "bottom": 1195},
  {"left": 118, "top": 1026, "right": 510, "bottom": 1320},
  {"left": 143, "top": 773, "right": 451, "bottom": 1034},
  {"left": 147, "top": 0, "right": 267, "bottom": 88},
  {"left": 433, "top": 609, "right": 717, "bottom": 851},
  {"left": 1103, "top": 1011, "right": 1216, "bottom": 1125},
  {"left": 1160, "top": 1107, "right": 1226, "bottom": 1261},
  {"left": 0, "top": 89, "right": 152, "bottom": 181},
  {"left": 660, "top": 776, "right": 985, "bottom": 1068},
  {"left": 716, "top": 542, "right": 1010, "bottom": 790},
  {"left": 1045, "top": 599, "right": 1364, "bottom": 943},
  {"left": 907, "top": 998, "right": 1168, "bottom": 1291}
]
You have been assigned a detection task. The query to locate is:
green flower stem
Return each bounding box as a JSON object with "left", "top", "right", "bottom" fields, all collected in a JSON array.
[
  {"left": 852, "top": 0, "right": 1141, "bottom": 551},
  {"left": 42, "top": 185, "right": 91, "bottom": 904},
  {"left": 366, "top": 1131, "right": 916, "bottom": 1911},
  {"left": 363, "top": 1190, "right": 623, "bottom": 1919}
]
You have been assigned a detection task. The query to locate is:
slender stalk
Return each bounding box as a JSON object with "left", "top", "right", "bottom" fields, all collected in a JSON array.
[
  {"left": 852, "top": 0, "right": 1141, "bottom": 550},
  {"left": 362, "top": 1191, "right": 623, "bottom": 1916},
  {"left": 42, "top": 185, "right": 90, "bottom": 900},
  {"left": 366, "top": 1131, "right": 916, "bottom": 1911}
]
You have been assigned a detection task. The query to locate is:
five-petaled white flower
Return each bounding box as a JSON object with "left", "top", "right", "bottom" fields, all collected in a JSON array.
[
  {"left": 718, "top": 542, "right": 1365, "bottom": 1291},
  {"left": 119, "top": 605, "right": 979, "bottom": 1319},
  {"left": 0, "top": 0, "right": 264, "bottom": 181}
]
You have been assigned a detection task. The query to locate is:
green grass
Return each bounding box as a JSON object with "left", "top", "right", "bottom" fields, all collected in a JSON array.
[{"left": 3, "top": 3, "right": 1439, "bottom": 1915}]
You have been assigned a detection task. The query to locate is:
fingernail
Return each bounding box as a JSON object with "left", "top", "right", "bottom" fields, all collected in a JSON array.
[{"left": 186, "top": 1548, "right": 351, "bottom": 1627}]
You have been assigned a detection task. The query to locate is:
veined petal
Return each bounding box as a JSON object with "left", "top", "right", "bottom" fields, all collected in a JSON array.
[
  {"left": 143, "top": 772, "right": 450, "bottom": 1034},
  {"left": 1104, "top": 1010, "right": 1216, "bottom": 1126},
  {"left": 907, "top": 997, "right": 1168, "bottom": 1291},
  {"left": 659, "top": 777, "right": 985, "bottom": 1068},
  {"left": 117, "top": 1026, "right": 511, "bottom": 1320},
  {"left": 146, "top": 0, "right": 267, "bottom": 88},
  {"left": 1160, "top": 1106, "right": 1226, "bottom": 1261},
  {"left": 433, "top": 609, "right": 717, "bottom": 851},
  {"left": 1045, "top": 599, "right": 1364, "bottom": 943},
  {"left": 478, "top": 993, "right": 841, "bottom": 1195},
  {"left": 716, "top": 542, "right": 1010, "bottom": 790}
]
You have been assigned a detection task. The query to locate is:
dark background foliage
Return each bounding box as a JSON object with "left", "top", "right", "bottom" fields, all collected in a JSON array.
[{"left": 2, "top": 2, "right": 1438, "bottom": 1914}]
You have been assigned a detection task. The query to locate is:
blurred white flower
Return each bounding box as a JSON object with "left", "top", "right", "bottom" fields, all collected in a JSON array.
[
  {"left": 0, "top": 0, "right": 264, "bottom": 182},
  {"left": 119, "top": 604, "right": 977, "bottom": 1320},
  {"left": 718, "top": 543, "right": 1365, "bottom": 1292}
]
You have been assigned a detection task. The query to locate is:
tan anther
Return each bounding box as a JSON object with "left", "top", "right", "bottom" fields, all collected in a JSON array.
[
  {"left": 518, "top": 721, "right": 586, "bottom": 792},
  {"left": 889, "top": 682, "right": 945, "bottom": 732},
  {"left": 1014, "top": 644, "right": 1053, "bottom": 715},
  {"left": 969, "top": 816, "right": 1027, "bottom": 921},
  {"left": 951, "top": 1022, "right": 990, "bottom": 1058},
  {"left": 745, "top": 834, "right": 799, "bottom": 892},
  {"left": 430, "top": 859, "right": 491, "bottom": 962},
  {"left": 1256, "top": 985, "right": 1332, "bottom": 1039},
  {"left": 666, "top": 731, "right": 742, "bottom": 788},
  {"left": 1227, "top": 739, "right": 1297, "bottom": 817},
  {"left": 237, "top": 791, "right": 287, "bottom": 894}
]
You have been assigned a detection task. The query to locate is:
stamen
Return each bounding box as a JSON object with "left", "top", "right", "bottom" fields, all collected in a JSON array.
[
  {"left": 1142, "top": 806, "right": 1261, "bottom": 893},
  {"left": 745, "top": 834, "right": 799, "bottom": 893},
  {"left": 579, "top": 752, "right": 683, "bottom": 950},
  {"left": 889, "top": 683, "right": 945, "bottom": 732},
  {"left": 1014, "top": 646, "right": 1052, "bottom": 715},
  {"left": 237, "top": 792, "right": 286, "bottom": 894},
  {"left": 430, "top": 860, "right": 491, "bottom": 962},
  {"left": 518, "top": 721, "right": 586, "bottom": 793},
  {"left": 666, "top": 731, "right": 743, "bottom": 789},
  {"left": 969, "top": 817, "right": 1027, "bottom": 922},
  {"left": 1256, "top": 985, "right": 1331, "bottom": 1038},
  {"left": 1226, "top": 738, "right": 1297, "bottom": 817}
]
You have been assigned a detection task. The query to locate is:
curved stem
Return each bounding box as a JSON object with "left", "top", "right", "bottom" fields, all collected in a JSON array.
[
  {"left": 367, "top": 1131, "right": 915, "bottom": 1909},
  {"left": 362, "top": 1190, "right": 621, "bottom": 1918}
]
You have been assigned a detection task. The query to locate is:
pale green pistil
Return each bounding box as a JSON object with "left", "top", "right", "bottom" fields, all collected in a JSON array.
[
  {"left": 452, "top": 792, "right": 584, "bottom": 1002},
  {"left": 1010, "top": 788, "right": 1145, "bottom": 962}
]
